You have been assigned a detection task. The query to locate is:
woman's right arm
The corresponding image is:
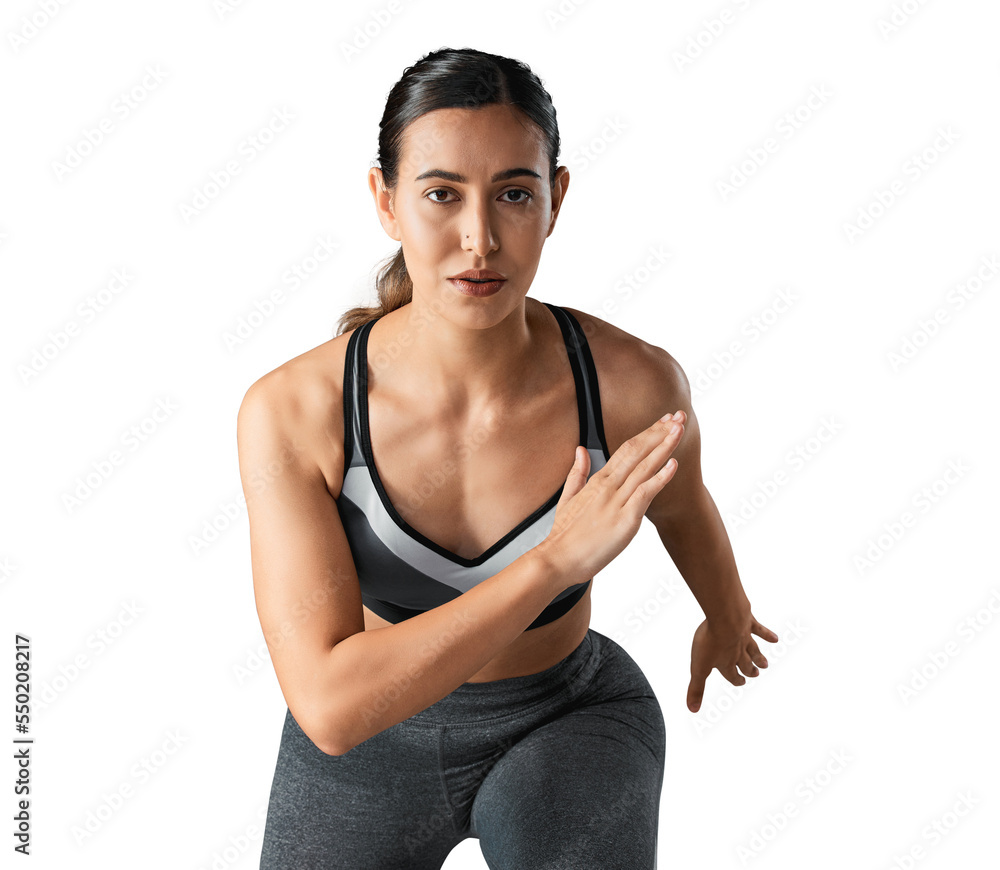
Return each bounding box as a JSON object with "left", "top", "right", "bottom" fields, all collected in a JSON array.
[{"left": 238, "top": 374, "right": 684, "bottom": 756}]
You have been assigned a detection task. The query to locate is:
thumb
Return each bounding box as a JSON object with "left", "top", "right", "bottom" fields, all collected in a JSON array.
[
  {"left": 687, "top": 671, "right": 706, "bottom": 713},
  {"left": 557, "top": 446, "right": 590, "bottom": 506},
  {"left": 687, "top": 622, "right": 710, "bottom": 713}
]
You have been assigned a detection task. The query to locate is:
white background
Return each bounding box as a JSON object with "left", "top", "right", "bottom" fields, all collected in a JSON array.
[{"left": 2, "top": 0, "right": 998, "bottom": 867}]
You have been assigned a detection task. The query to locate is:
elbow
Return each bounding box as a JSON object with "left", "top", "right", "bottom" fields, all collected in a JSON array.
[
  {"left": 305, "top": 717, "right": 346, "bottom": 756},
  {"left": 293, "top": 641, "right": 369, "bottom": 756},
  {"left": 316, "top": 714, "right": 357, "bottom": 757},
  {"left": 299, "top": 699, "right": 357, "bottom": 757},
  {"left": 315, "top": 736, "right": 352, "bottom": 757}
]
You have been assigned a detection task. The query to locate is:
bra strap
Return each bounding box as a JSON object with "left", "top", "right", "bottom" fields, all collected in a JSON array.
[
  {"left": 341, "top": 322, "right": 369, "bottom": 470},
  {"left": 544, "top": 303, "right": 610, "bottom": 459}
]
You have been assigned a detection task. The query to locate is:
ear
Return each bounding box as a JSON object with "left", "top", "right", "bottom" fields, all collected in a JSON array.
[
  {"left": 368, "top": 167, "right": 401, "bottom": 242},
  {"left": 546, "top": 165, "right": 570, "bottom": 239}
]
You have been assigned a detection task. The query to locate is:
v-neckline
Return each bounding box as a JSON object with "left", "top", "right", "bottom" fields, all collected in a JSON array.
[{"left": 356, "top": 303, "right": 588, "bottom": 568}]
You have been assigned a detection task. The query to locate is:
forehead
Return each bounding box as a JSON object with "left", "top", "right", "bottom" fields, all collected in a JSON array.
[{"left": 399, "top": 105, "right": 546, "bottom": 180}]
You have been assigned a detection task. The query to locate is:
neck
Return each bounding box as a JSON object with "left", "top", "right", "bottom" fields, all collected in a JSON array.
[{"left": 388, "top": 295, "right": 536, "bottom": 411}]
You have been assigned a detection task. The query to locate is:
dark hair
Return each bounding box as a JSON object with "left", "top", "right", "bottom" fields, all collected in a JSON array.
[{"left": 334, "top": 47, "right": 561, "bottom": 336}]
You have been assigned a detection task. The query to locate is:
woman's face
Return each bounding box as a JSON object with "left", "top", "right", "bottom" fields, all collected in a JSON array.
[{"left": 369, "top": 104, "right": 569, "bottom": 322}]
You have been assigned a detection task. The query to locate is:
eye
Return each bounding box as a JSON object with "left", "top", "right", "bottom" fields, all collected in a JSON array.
[
  {"left": 501, "top": 188, "right": 533, "bottom": 204},
  {"left": 424, "top": 188, "right": 534, "bottom": 205}
]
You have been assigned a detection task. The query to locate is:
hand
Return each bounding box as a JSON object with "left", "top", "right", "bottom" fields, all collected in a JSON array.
[
  {"left": 540, "top": 412, "right": 685, "bottom": 588},
  {"left": 686, "top": 614, "right": 778, "bottom": 713}
]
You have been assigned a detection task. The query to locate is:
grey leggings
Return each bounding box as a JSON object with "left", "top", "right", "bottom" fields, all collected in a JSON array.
[{"left": 259, "top": 628, "right": 665, "bottom": 869}]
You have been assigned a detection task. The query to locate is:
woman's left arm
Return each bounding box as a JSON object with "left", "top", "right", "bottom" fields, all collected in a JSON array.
[
  {"left": 564, "top": 306, "right": 779, "bottom": 712},
  {"left": 624, "top": 345, "right": 779, "bottom": 713},
  {"left": 648, "top": 443, "right": 779, "bottom": 713}
]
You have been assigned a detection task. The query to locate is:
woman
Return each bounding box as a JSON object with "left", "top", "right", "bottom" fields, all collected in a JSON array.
[{"left": 238, "top": 47, "right": 777, "bottom": 869}]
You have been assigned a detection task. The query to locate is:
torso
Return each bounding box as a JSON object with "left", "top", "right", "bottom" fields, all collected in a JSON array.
[{"left": 298, "top": 296, "right": 635, "bottom": 682}]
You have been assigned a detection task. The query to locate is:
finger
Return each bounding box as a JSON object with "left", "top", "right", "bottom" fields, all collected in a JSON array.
[
  {"left": 748, "top": 640, "right": 768, "bottom": 669},
  {"left": 620, "top": 422, "right": 684, "bottom": 504},
  {"left": 737, "top": 653, "right": 759, "bottom": 678},
  {"left": 686, "top": 672, "right": 707, "bottom": 713},
  {"left": 687, "top": 643, "right": 713, "bottom": 713},
  {"left": 751, "top": 619, "right": 779, "bottom": 643},
  {"left": 602, "top": 414, "right": 683, "bottom": 490},
  {"left": 555, "top": 446, "right": 590, "bottom": 510},
  {"left": 625, "top": 455, "right": 680, "bottom": 515},
  {"left": 720, "top": 664, "right": 746, "bottom": 687}
]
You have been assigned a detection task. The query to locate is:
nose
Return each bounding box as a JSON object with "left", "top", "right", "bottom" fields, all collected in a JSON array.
[{"left": 462, "top": 202, "right": 499, "bottom": 257}]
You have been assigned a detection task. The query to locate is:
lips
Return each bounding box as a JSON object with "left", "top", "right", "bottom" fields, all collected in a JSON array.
[
  {"left": 449, "top": 271, "right": 507, "bottom": 297},
  {"left": 450, "top": 270, "right": 506, "bottom": 281}
]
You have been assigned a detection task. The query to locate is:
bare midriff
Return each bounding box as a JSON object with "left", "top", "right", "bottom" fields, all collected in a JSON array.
[{"left": 361, "top": 594, "right": 591, "bottom": 682}]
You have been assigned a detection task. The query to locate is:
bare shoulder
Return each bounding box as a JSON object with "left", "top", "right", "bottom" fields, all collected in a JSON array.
[
  {"left": 237, "top": 330, "right": 356, "bottom": 498},
  {"left": 559, "top": 305, "right": 693, "bottom": 454}
]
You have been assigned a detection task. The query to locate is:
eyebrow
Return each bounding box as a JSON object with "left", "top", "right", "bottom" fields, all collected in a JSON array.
[{"left": 414, "top": 167, "right": 542, "bottom": 184}]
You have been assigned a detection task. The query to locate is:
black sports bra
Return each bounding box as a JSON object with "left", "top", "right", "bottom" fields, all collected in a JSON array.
[{"left": 335, "top": 301, "right": 611, "bottom": 629}]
